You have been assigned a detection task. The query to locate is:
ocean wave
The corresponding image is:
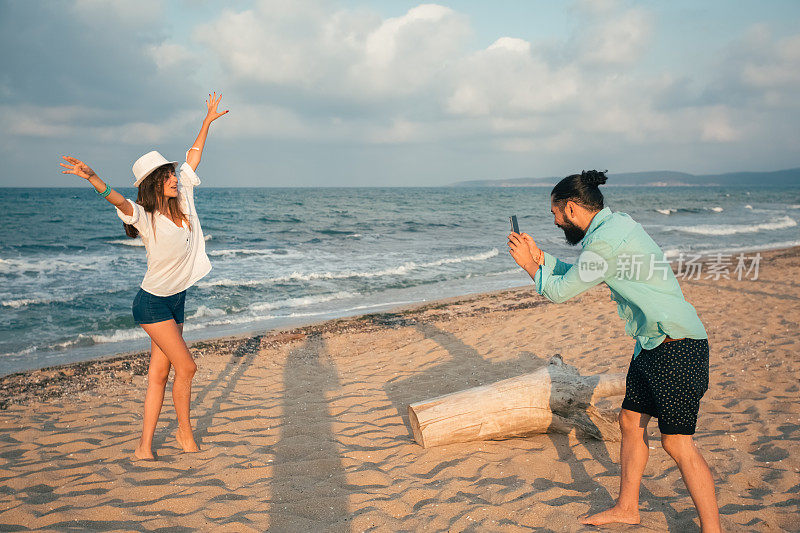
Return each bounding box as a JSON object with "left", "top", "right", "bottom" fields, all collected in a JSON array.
[
  {"left": 207, "top": 247, "right": 300, "bottom": 258},
  {"left": 1, "top": 294, "right": 78, "bottom": 308},
  {"left": 653, "top": 206, "right": 727, "bottom": 215},
  {"left": 2, "top": 331, "right": 124, "bottom": 356},
  {"left": 1, "top": 235, "right": 214, "bottom": 275},
  {"left": 91, "top": 329, "right": 149, "bottom": 344},
  {"left": 1, "top": 298, "right": 41, "bottom": 308},
  {"left": 184, "top": 312, "right": 275, "bottom": 330},
  {"left": 485, "top": 268, "right": 527, "bottom": 277},
  {"left": 250, "top": 291, "right": 357, "bottom": 312},
  {"left": 284, "top": 299, "right": 419, "bottom": 318},
  {"left": 197, "top": 248, "right": 500, "bottom": 289},
  {"left": 107, "top": 234, "right": 212, "bottom": 247},
  {"left": 5, "top": 307, "right": 273, "bottom": 356},
  {"left": 286, "top": 311, "right": 327, "bottom": 318},
  {"left": 662, "top": 239, "right": 800, "bottom": 260},
  {"left": 652, "top": 207, "right": 706, "bottom": 215},
  {"left": 318, "top": 229, "right": 355, "bottom": 236},
  {"left": 259, "top": 216, "right": 302, "bottom": 223},
  {"left": 0, "top": 256, "right": 115, "bottom": 275},
  {"left": 3, "top": 345, "right": 40, "bottom": 357},
  {"left": 421, "top": 249, "right": 499, "bottom": 267},
  {"left": 189, "top": 305, "right": 228, "bottom": 319},
  {"left": 666, "top": 216, "right": 796, "bottom": 236},
  {"left": 106, "top": 238, "right": 145, "bottom": 247}
]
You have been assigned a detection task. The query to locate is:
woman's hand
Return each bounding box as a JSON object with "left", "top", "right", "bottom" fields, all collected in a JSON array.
[
  {"left": 60, "top": 156, "right": 98, "bottom": 181},
  {"left": 204, "top": 92, "right": 229, "bottom": 123},
  {"left": 60, "top": 155, "right": 128, "bottom": 212},
  {"left": 188, "top": 92, "right": 228, "bottom": 171}
]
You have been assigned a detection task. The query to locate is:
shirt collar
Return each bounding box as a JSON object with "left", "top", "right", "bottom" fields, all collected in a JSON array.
[{"left": 581, "top": 206, "right": 613, "bottom": 245}]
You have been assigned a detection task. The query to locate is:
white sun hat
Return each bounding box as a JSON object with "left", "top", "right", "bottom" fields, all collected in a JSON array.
[{"left": 132, "top": 150, "right": 178, "bottom": 187}]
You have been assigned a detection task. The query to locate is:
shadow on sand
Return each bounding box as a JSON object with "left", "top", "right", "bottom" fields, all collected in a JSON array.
[{"left": 382, "top": 322, "right": 688, "bottom": 531}]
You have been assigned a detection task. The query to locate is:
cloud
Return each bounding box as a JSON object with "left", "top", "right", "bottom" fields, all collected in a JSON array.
[
  {"left": 0, "top": 1, "right": 194, "bottom": 113},
  {"left": 191, "top": 1, "right": 660, "bottom": 145},
  {"left": 576, "top": 7, "right": 651, "bottom": 66},
  {"left": 194, "top": 1, "right": 469, "bottom": 100},
  {"left": 354, "top": 4, "right": 469, "bottom": 95},
  {"left": 71, "top": 0, "right": 165, "bottom": 27},
  {"left": 2, "top": 1, "right": 799, "bottom": 186},
  {"left": 446, "top": 37, "right": 580, "bottom": 118},
  {"left": 700, "top": 106, "right": 740, "bottom": 142},
  {"left": 0, "top": 105, "right": 197, "bottom": 144},
  {"left": 736, "top": 26, "right": 800, "bottom": 108},
  {"left": 148, "top": 42, "right": 196, "bottom": 71}
]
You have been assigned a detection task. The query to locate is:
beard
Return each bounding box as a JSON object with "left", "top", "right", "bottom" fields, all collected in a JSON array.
[{"left": 558, "top": 219, "right": 586, "bottom": 246}]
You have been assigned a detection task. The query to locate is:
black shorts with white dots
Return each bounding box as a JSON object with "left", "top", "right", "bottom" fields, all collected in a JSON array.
[{"left": 621, "top": 337, "right": 710, "bottom": 435}]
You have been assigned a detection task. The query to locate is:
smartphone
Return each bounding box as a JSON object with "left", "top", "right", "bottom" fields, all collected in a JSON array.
[{"left": 509, "top": 215, "right": 519, "bottom": 234}]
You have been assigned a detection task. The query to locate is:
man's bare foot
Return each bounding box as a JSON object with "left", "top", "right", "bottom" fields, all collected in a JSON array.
[
  {"left": 133, "top": 444, "right": 155, "bottom": 461},
  {"left": 175, "top": 429, "right": 200, "bottom": 453},
  {"left": 579, "top": 505, "right": 640, "bottom": 526}
]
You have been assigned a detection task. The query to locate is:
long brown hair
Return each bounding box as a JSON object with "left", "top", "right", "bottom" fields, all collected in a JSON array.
[{"left": 124, "top": 163, "right": 191, "bottom": 238}]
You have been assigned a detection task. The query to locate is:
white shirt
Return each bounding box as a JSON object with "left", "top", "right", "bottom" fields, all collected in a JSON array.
[{"left": 116, "top": 161, "right": 212, "bottom": 297}]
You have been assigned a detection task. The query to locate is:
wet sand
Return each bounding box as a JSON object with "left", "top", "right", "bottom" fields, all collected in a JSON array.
[{"left": 1, "top": 247, "right": 798, "bottom": 531}]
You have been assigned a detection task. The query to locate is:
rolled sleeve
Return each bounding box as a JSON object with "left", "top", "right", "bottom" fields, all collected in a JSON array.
[
  {"left": 116, "top": 199, "right": 141, "bottom": 225},
  {"left": 178, "top": 161, "right": 201, "bottom": 187},
  {"left": 534, "top": 251, "right": 573, "bottom": 294}
]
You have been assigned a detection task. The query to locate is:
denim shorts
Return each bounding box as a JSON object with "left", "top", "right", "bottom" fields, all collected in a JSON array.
[{"left": 132, "top": 289, "right": 186, "bottom": 325}]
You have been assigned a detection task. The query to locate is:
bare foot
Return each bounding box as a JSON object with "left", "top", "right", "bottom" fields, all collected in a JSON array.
[
  {"left": 579, "top": 506, "right": 640, "bottom": 526},
  {"left": 175, "top": 429, "right": 200, "bottom": 453},
  {"left": 133, "top": 444, "right": 155, "bottom": 461}
]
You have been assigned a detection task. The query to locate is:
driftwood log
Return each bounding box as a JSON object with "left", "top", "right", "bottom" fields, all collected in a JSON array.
[{"left": 408, "top": 355, "right": 626, "bottom": 448}]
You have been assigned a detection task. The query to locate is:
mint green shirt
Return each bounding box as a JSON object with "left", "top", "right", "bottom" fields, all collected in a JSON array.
[{"left": 533, "top": 206, "right": 707, "bottom": 358}]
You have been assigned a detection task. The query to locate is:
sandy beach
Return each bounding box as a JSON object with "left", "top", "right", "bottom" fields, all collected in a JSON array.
[{"left": 1, "top": 246, "right": 798, "bottom": 532}]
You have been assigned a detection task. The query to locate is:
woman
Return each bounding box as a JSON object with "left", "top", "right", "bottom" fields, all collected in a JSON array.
[{"left": 61, "top": 93, "right": 228, "bottom": 460}]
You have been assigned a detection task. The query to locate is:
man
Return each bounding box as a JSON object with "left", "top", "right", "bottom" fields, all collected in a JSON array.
[{"left": 507, "top": 170, "right": 721, "bottom": 532}]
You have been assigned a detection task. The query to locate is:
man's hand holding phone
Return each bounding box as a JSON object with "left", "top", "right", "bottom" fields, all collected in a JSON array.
[{"left": 508, "top": 232, "right": 545, "bottom": 274}]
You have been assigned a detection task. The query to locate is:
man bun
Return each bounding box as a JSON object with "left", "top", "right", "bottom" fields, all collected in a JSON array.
[
  {"left": 581, "top": 169, "right": 608, "bottom": 187},
  {"left": 551, "top": 169, "right": 608, "bottom": 211}
]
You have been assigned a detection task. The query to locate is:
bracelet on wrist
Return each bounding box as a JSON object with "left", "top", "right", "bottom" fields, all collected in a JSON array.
[{"left": 96, "top": 184, "right": 111, "bottom": 198}]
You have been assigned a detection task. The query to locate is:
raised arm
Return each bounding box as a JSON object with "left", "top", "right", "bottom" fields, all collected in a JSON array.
[
  {"left": 186, "top": 91, "right": 229, "bottom": 172},
  {"left": 61, "top": 156, "right": 133, "bottom": 217}
]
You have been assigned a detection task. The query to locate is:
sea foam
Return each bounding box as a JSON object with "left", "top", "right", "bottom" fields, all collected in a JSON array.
[
  {"left": 249, "top": 291, "right": 357, "bottom": 312},
  {"left": 667, "top": 216, "right": 796, "bottom": 236},
  {"left": 197, "top": 248, "right": 500, "bottom": 289}
]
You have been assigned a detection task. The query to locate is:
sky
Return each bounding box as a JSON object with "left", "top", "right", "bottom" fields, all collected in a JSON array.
[{"left": 1, "top": 0, "right": 799, "bottom": 187}]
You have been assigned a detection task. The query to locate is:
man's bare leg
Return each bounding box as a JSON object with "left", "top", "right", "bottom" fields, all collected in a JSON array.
[
  {"left": 661, "top": 434, "right": 721, "bottom": 532},
  {"left": 580, "top": 409, "right": 651, "bottom": 525}
]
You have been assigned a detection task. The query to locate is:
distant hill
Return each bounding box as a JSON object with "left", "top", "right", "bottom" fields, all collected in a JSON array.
[{"left": 451, "top": 168, "right": 800, "bottom": 187}]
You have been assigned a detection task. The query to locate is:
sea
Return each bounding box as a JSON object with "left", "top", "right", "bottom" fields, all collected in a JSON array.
[{"left": 1, "top": 185, "right": 798, "bottom": 376}]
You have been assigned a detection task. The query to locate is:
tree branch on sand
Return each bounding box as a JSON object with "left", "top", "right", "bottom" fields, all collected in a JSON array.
[{"left": 408, "top": 355, "right": 626, "bottom": 448}]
